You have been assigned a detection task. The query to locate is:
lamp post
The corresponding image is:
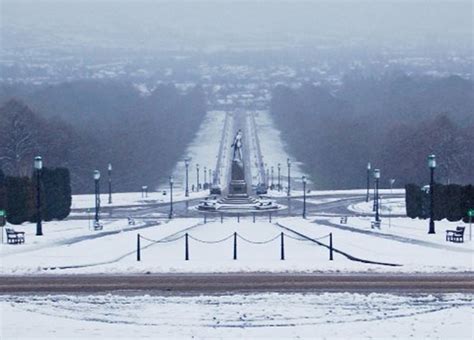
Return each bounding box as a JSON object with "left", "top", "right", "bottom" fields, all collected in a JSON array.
[
  {"left": 184, "top": 159, "right": 190, "bottom": 197},
  {"left": 209, "top": 169, "right": 212, "bottom": 188},
  {"left": 94, "top": 170, "right": 101, "bottom": 224},
  {"left": 374, "top": 169, "right": 380, "bottom": 222},
  {"left": 366, "top": 162, "right": 371, "bottom": 202},
  {"left": 169, "top": 176, "right": 174, "bottom": 219},
  {"left": 204, "top": 166, "right": 207, "bottom": 189},
  {"left": 196, "top": 164, "right": 200, "bottom": 191},
  {"left": 108, "top": 163, "right": 112, "bottom": 204},
  {"left": 287, "top": 158, "right": 291, "bottom": 196},
  {"left": 271, "top": 166, "right": 274, "bottom": 189},
  {"left": 278, "top": 163, "right": 281, "bottom": 192},
  {"left": 428, "top": 154, "right": 436, "bottom": 234},
  {"left": 302, "top": 175, "right": 307, "bottom": 219},
  {"left": 34, "top": 156, "right": 43, "bottom": 236}
]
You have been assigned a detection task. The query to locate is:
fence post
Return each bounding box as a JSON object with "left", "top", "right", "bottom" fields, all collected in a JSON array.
[
  {"left": 221, "top": 213, "right": 223, "bottom": 223},
  {"left": 269, "top": 212, "right": 272, "bottom": 223},
  {"left": 233, "top": 232, "right": 237, "bottom": 260},
  {"left": 253, "top": 213, "right": 256, "bottom": 223},
  {"left": 329, "top": 233, "right": 334, "bottom": 261},
  {"left": 185, "top": 233, "right": 189, "bottom": 261},
  {"left": 204, "top": 214, "right": 207, "bottom": 224},
  {"left": 280, "top": 232, "right": 285, "bottom": 260},
  {"left": 137, "top": 234, "right": 141, "bottom": 262},
  {"left": 237, "top": 213, "right": 240, "bottom": 223}
]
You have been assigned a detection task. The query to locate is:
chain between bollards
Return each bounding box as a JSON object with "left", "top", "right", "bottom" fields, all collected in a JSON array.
[
  {"left": 233, "top": 232, "right": 237, "bottom": 260},
  {"left": 185, "top": 233, "right": 189, "bottom": 261},
  {"left": 280, "top": 232, "right": 285, "bottom": 260},
  {"left": 137, "top": 233, "right": 141, "bottom": 262},
  {"left": 329, "top": 232, "right": 334, "bottom": 261}
]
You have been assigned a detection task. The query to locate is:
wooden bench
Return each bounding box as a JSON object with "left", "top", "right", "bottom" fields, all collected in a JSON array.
[
  {"left": 371, "top": 221, "right": 381, "bottom": 229},
  {"left": 446, "top": 226, "right": 465, "bottom": 243},
  {"left": 5, "top": 228, "right": 25, "bottom": 244},
  {"left": 340, "top": 216, "right": 348, "bottom": 224}
]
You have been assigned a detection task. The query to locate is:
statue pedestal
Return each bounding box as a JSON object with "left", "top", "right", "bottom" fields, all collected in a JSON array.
[{"left": 228, "top": 160, "right": 248, "bottom": 198}]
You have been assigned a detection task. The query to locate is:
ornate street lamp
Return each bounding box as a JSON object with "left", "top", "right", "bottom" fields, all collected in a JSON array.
[
  {"left": 278, "top": 163, "right": 281, "bottom": 192},
  {"left": 287, "top": 158, "right": 291, "bottom": 196},
  {"left": 169, "top": 176, "right": 174, "bottom": 219},
  {"left": 366, "top": 162, "right": 371, "bottom": 202},
  {"left": 94, "top": 170, "right": 101, "bottom": 223},
  {"left": 374, "top": 169, "right": 380, "bottom": 222},
  {"left": 428, "top": 154, "right": 436, "bottom": 234},
  {"left": 34, "top": 156, "right": 43, "bottom": 236},
  {"left": 196, "top": 164, "right": 200, "bottom": 191},
  {"left": 184, "top": 159, "right": 190, "bottom": 197},
  {"left": 108, "top": 163, "right": 112, "bottom": 204},
  {"left": 302, "top": 175, "right": 307, "bottom": 219}
]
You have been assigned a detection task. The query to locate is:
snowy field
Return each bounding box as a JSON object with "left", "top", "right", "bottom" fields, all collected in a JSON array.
[
  {"left": 71, "top": 190, "right": 208, "bottom": 210},
  {"left": 1, "top": 292, "right": 472, "bottom": 338},
  {"left": 1, "top": 214, "right": 472, "bottom": 274},
  {"left": 349, "top": 197, "right": 407, "bottom": 215}
]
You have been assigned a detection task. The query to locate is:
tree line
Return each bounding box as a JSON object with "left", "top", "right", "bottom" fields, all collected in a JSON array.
[
  {"left": 0, "top": 80, "right": 207, "bottom": 193},
  {"left": 0, "top": 168, "right": 71, "bottom": 225},
  {"left": 270, "top": 74, "right": 474, "bottom": 189}
]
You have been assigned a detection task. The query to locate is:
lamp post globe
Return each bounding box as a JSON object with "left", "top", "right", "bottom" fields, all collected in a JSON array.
[
  {"left": 428, "top": 154, "right": 436, "bottom": 234},
  {"left": 302, "top": 175, "right": 307, "bottom": 219},
  {"left": 34, "top": 156, "right": 43, "bottom": 236}
]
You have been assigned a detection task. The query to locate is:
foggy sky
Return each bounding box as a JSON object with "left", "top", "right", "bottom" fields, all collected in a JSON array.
[{"left": 1, "top": 0, "right": 472, "bottom": 52}]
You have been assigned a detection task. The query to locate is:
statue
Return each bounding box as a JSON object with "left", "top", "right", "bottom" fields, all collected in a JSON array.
[{"left": 231, "top": 129, "right": 243, "bottom": 162}]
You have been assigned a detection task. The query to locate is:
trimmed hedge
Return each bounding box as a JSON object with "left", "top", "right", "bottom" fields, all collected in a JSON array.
[
  {"left": 2, "top": 167, "right": 71, "bottom": 225},
  {"left": 405, "top": 183, "right": 474, "bottom": 222}
]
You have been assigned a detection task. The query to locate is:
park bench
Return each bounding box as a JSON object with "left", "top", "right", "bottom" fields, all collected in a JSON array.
[
  {"left": 446, "top": 226, "right": 465, "bottom": 243},
  {"left": 93, "top": 221, "right": 103, "bottom": 231},
  {"left": 128, "top": 217, "right": 136, "bottom": 225},
  {"left": 371, "top": 221, "right": 381, "bottom": 229},
  {"left": 340, "top": 216, "right": 348, "bottom": 224},
  {"left": 5, "top": 228, "right": 25, "bottom": 244}
]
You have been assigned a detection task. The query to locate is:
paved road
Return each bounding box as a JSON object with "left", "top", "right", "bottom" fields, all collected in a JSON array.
[{"left": 1, "top": 274, "right": 472, "bottom": 294}]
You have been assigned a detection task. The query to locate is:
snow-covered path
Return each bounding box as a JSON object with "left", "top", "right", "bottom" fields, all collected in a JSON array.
[{"left": 1, "top": 293, "right": 472, "bottom": 338}]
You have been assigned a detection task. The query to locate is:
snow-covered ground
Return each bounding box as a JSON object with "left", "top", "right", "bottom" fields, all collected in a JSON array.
[
  {"left": 1, "top": 214, "right": 472, "bottom": 274},
  {"left": 171, "top": 110, "right": 231, "bottom": 190},
  {"left": 349, "top": 197, "right": 407, "bottom": 215},
  {"left": 1, "top": 292, "right": 472, "bottom": 338},
  {"left": 253, "top": 110, "right": 306, "bottom": 187},
  {"left": 71, "top": 190, "right": 209, "bottom": 210}
]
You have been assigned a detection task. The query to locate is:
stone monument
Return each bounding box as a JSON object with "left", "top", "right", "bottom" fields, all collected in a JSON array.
[{"left": 228, "top": 129, "right": 248, "bottom": 197}]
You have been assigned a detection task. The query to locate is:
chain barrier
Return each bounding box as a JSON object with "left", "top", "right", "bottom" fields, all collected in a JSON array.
[
  {"left": 140, "top": 234, "right": 184, "bottom": 244},
  {"left": 237, "top": 233, "right": 281, "bottom": 244},
  {"left": 188, "top": 233, "right": 235, "bottom": 244}
]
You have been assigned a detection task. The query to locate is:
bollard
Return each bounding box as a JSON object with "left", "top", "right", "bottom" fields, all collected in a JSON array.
[
  {"left": 185, "top": 233, "right": 189, "bottom": 261},
  {"left": 137, "top": 234, "right": 141, "bottom": 262},
  {"left": 204, "top": 214, "right": 207, "bottom": 224},
  {"left": 233, "top": 232, "right": 237, "bottom": 260},
  {"left": 237, "top": 214, "right": 240, "bottom": 223},
  {"left": 221, "top": 213, "right": 223, "bottom": 223},
  {"left": 269, "top": 212, "right": 272, "bottom": 223},
  {"left": 329, "top": 233, "right": 334, "bottom": 261},
  {"left": 253, "top": 213, "right": 256, "bottom": 223},
  {"left": 280, "top": 232, "right": 285, "bottom": 260}
]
